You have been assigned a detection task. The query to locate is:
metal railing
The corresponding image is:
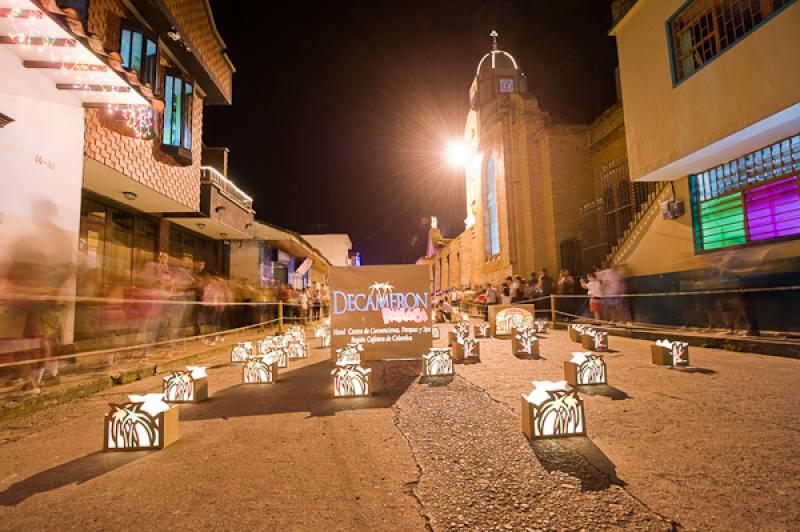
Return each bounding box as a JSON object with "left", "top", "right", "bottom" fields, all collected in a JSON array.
[{"left": 200, "top": 166, "right": 254, "bottom": 211}]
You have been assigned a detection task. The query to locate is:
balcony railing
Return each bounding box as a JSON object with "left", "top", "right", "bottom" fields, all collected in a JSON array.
[
  {"left": 611, "top": 0, "right": 638, "bottom": 25},
  {"left": 200, "top": 166, "right": 254, "bottom": 211}
]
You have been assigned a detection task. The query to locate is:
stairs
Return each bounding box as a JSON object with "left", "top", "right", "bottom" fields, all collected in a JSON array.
[{"left": 606, "top": 182, "right": 670, "bottom": 266}]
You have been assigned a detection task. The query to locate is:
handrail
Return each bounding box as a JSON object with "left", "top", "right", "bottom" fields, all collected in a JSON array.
[{"left": 200, "top": 166, "right": 254, "bottom": 210}]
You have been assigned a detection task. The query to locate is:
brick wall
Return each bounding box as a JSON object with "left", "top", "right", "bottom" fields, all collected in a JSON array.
[
  {"left": 162, "top": 0, "right": 233, "bottom": 102},
  {"left": 83, "top": 93, "right": 204, "bottom": 211}
]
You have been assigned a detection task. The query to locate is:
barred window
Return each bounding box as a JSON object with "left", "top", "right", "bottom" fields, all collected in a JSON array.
[
  {"left": 670, "top": 0, "right": 795, "bottom": 83},
  {"left": 690, "top": 134, "right": 800, "bottom": 252}
]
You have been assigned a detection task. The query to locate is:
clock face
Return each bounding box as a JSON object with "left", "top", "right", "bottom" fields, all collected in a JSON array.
[{"left": 499, "top": 78, "right": 514, "bottom": 93}]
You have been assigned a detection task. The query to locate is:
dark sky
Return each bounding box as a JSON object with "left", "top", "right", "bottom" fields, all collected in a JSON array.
[{"left": 203, "top": 0, "right": 618, "bottom": 264}]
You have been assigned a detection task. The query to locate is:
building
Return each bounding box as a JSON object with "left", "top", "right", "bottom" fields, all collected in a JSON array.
[
  {"left": 0, "top": 0, "right": 250, "bottom": 344},
  {"left": 301, "top": 234, "right": 355, "bottom": 267},
  {"left": 608, "top": 0, "right": 800, "bottom": 329},
  {"left": 230, "top": 220, "right": 331, "bottom": 293},
  {"left": 421, "top": 32, "right": 636, "bottom": 292}
]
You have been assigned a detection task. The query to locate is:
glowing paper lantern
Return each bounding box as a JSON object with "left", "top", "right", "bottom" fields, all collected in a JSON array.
[
  {"left": 331, "top": 365, "right": 371, "bottom": 397},
  {"left": 521, "top": 381, "right": 585, "bottom": 440},
  {"left": 104, "top": 394, "right": 179, "bottom": 451},
  {"left": 320, "top": 334, "right": 331, "bottom": 348},
  {"left": 231, "top": 341, "right": 253, "bottom": 363},
  {"left": 432, "top": 327, "right": 441, "bottom": 340},
  {"left": 474, "top": 322, "right": 490, "bottom": 338},
  {"left": 453, "top": 337, "right": 480, "bottom": 363},
  {"left": 242, "top": 355, "right": 278, "bottom": 384},
  {"left": 652, "top": 340, "right": 690, "bottom": 367},
  {"left": 313, "top": 325, "right": 328, "bottom": 338},
  {"left": 449, "top": 323, "right": 469, "bottom": 347},
  {"left": 569, "top": 325, "right": 586, "bottom": 343},
  {"left": 336, "top": 343, "right": 364, "bottom": 366},
  {"left": 422, "top": 348, "right": 454, "bottom": 376},
  {"left": 564, "top": 352, "right": 607, "bottom": 386},
  {"left": 288, "top": 340, "right": 308, "bottom": 360},
  {"left": 581, "top": 329, "right": 608, "bottom": 351},
  {"left": 494, "top": 307, "right": 534, "bottom": 336},
  {"left": 534, "top": 320, "right": 548, "bottom": 334},
  {"left": 512, "top": 328, "right": 539, "bottom": 357},
  {"left": 259, "top": 339, "right": 288, "bottom": 368},
  {"left": 162, "top": 366, "right": 208, "bottom": 403}
]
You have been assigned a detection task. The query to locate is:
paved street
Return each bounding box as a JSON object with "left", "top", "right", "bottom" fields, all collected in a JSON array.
[{"left": 0, "top": 324, "right": 798, "bottom": 531}]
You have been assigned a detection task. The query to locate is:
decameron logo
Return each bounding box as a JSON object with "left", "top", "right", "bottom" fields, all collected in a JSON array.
[{"left": 332, "top": 282, "right": 429, "bottom": 324}]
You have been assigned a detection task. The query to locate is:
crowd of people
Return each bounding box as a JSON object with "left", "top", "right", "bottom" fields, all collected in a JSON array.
[{"left": 434, "top": 266, "right": 630, "bottom": 324}]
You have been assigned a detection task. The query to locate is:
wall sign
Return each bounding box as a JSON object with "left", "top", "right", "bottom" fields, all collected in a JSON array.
[{"left": 329, "top": 265, "right": 432, "bottom": 360}]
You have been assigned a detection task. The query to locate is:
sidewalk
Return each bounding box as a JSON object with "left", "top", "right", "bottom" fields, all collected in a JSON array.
[{"left": 0, "top": 320, "right": 300, "bottom": 422}]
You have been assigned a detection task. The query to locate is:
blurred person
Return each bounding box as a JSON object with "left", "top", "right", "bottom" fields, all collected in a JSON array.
[
  {"left": 599, "top": 265, "right": 625, "bottom": 324},
  {"left": 501, "top": 277, "right": 512, "bottom": 304},
  {"left": 485, "top": 283, "right": 498, "bottom": 305},
  {"left": 557, "top": 269, "right": 576, "bottom": 321},
  {"left": 523, "top": 273, "right": 538, "bottom": 301},
  {"left": 299, "top": 287, "right": 309, "bottom": 323},
  {"left": 536, "top": 268, "right": 554, "bottom": 313},
  {"left": 581, "top": 273, "right": 603, "bottom": 323},
  {"left": 0, "top": 199, "right": 75, "bottom": 395},
  {"left": 312, "top": 289, "right": 321, "bottom": 321},
  {"left": 128, "top": 261, "right": 169, "bottom": 356}
]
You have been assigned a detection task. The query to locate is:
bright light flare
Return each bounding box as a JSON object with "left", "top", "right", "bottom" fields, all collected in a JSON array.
[{"left": 446, "top": 141, "right": 469, "bottom": 167}]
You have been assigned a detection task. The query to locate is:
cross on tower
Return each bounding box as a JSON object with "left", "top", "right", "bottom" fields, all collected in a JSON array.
[{"left": 490, "top": 30, "right": 498, "bottom": 50}]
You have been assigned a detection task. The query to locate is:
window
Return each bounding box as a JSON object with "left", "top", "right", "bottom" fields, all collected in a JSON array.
[
  {"left": 690, "top": 134, "right": 800, "bottom": 252},
  {"left": 669, "top": 0, "right": 795, "bottom": 83},
  {"left": 120, "top": 23, "right": 159, "bottom": 92},
  {"left": 484, "top": 152, "right": 500, "bottom": 258},
  {"left": 162, "top": 72, "right": 194, "bottom": 162}
]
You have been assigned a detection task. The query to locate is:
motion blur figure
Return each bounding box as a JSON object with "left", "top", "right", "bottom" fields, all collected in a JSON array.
[{"left": 0, "top": 199, "right": 74, "bottom": 396}]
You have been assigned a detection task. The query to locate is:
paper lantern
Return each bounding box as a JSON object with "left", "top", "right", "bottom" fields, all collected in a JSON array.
[
  {"left": 242, "top": 355, "right": 278, "bottom": 384},
  {"left": 162, "top": 366, "right": 208, "bottom": 403},
  {"left": 449, "top": 323, "right": 469, "bottom": 347},
  {"left": 569, "top": 325, "right": 586, "bottom": 343},
  {"left": 521, "top": 381, "right": 585, "bottom": 439},
  {"left": 512, "top": 328, "right": 539, "bottom": 357},
  {"left": 564, "top": 352, "right": 606, "bottom": 386},
  {"left": 495, "top": 307, "right": 534, "bottom": 336},
  {"left": 313, "top": 325, "right": 328, "bottom": 338},
  {"left": 422, "top": 348, "right": 454, "bottom": 376},
  {"left": 474, "top": 322, "right": 490, "bottom": 338},
  {"left": 331, "top": 365, "right": 372, "bottom": 397},
  {"left": 534, "top": 320, "right": 548, "bottom": 333},
  {"left": 453, "top": 337, "right": 480, "bottom": 363},
  {"left": 104, "top": 394, "right": 178, "bottom": 451},
  {"left": 231, "top": 341, "right": 253, "bottom": 363},
  {"left": 320, "top": 334, "right": 331, "bottom": 348},
  {"left": 432, "top": 327, "right": 441, "bottom": 340},
  {"left": 336, "top": 343, "right": 364, "bottom": 366},
  {"left": 581, "top": 329, "right": 608, "bottom": 351},
  {"left": 259, "top": 339, "right": 288, "bottom": 368},
  {"left": 651, "top": 340, "right": 690, "bottom": 367},
  {"left": 288, "top": 340, "right": 308, "bottom": 359}
]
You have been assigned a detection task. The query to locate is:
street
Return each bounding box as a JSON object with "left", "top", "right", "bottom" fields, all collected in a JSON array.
[{"left": 0, "top": 325, "right": 797, "bottom": 531}]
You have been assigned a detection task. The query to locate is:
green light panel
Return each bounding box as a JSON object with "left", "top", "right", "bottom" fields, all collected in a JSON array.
[{"left": 700, "top": 192, "right": 746, "bottom": 250}]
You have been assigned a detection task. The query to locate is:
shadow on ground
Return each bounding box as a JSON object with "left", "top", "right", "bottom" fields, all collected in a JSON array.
[
  {"left": 0, "top": 452, "right": 146, "bottom": 506},
  {"left": 674, "top": 367, "right": 718, "bottom": 375},
  {"left": 181, "top": 358, "right": 420, "bottom": 421},
  {"left": 575, "top": 384, "right": 630, "bottom": 401},
  {"left": 529, "top": 437, "right": 623, "bottom": 491}
]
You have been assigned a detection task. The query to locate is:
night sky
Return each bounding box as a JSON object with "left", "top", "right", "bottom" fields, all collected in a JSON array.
[{"left": 203, "top": 0, "right": 618, "bottom": 264}]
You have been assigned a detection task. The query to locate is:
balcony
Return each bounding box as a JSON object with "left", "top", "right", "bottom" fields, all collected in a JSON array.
[{"left": 201, "top": 166, "right": 254, "bottom": 212}]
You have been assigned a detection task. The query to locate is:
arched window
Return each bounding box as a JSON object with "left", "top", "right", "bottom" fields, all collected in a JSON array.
[{"left": 484, "top": 152, "right": 500, "bottom": 258}]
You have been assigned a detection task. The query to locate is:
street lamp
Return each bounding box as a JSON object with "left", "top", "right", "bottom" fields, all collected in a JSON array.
[{"left": 446, "top": 141, "right": 469, "bottom": 167}]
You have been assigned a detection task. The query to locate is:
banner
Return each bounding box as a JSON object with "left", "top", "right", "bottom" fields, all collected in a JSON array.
[{"left": 329, "top": 265, "right": 432, "bottom": 360}]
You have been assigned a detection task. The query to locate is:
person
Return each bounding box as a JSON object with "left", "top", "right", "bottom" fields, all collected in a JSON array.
[
  {"left": 557, "top": 269, "right": 576, "bottom": 321},
  {"left": 485, "top": 283, "right": 498, "bottom": 305},
  {"left": 298, "top": 287, "right": 309, "bottom": 323},
  {"left": 536, "top": 268, "right": 554, "bottom": 313},
  {"left": 580, "top": 273, "right": 603, "bottom": 323},
  {"left": 501, "top": 277, "right": 512, "bottom": 304},
  {"left": 312, "top": 289, "right": 321, "bottom": 321},
  {"left": 523, "top": 273, "right": 538, "bottom": 301}
]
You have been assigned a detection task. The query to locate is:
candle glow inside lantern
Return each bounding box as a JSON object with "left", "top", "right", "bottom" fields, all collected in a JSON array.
[
  {"left": 564, "top": 352, "right": 607, "bottom": 386},
  {"left": 104, "top": 393, "right": 178, "bottom": 451},
  {"left": 569, "top": 324, "right": 586, "bottom": 343},
  {"left": 163, "top": 365, "right": 208, "bottom": 403},
  {"left": 231, "top": 341, "right": 253, "bottom": 363},
  {"left": 652, "top": 339, "right": 690, "bottom": 367},
  {"left": 581, "top": 329, "right": 608, "bottom": 351},
  {"left": 242, "top": 354, "right": 278, "bottom": 384},
  {"left": 521, "top": 381, "right": 585, "bottom": 439},
  {"left": 512, "top": 327, "right": 539, "bottom": 357},
  {"left": 422, "top": 347, "right": 454, "bottom": 376},
  {"left": 474, "top": 322, "right": 490, "bottom": 338}
]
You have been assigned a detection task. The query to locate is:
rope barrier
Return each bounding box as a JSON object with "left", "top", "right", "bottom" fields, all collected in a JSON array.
[{"left": 0, "top": 316, "right": 315, "bottom": 370}]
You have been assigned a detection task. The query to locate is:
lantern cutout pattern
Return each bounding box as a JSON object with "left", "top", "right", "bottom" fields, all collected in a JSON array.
[
  {"left": 564, "top": 352, "right": 607, "bottom": 386},
  {"left": 422, "top": 348, "right": 454, "bottom": 376},
  {"left": 581, "top": 329, "right": 608, "bottom": 351},
  {"left": 333, "top": 343, "right": 370, "bottom": 397},
  {"left": 321, "top": 334, "right": 331, "bottom": 348},
  {"left": 652, "top": 340, "right": 690, "bottom": 367},
  {"left": 313, "top": 325, "right": 327, "bottom": 339},
  {"left": 288, "top": 339, "right": 308, "bottom": 359},
  {"left": 449, "top": 323, "right": 469, "bottom": 347},
  {"left": 495, "top": 308, "right": 534, "bottom": 336},
  {"left": 243, "top": 354, "right": 278, "bottom": 384},
  {"left": 461, "top": 337, "right": 480, "bottom": 362},
  {"left": 163, "top": 366, "right": 208, "bottom": 403},
  {"left": 231, "top": 341, "right": 253, "bottom": 363},
  {"left": 474, "top": 322, "right": 490, "bottom": 338},
  {"left": 534, "top": 320, "right": 548, "bottom": 333},
  {"left": 432, "top": 326, "right": 441, "bottom": 340},
  {"left": 104, "top": 394, "right": 179, "bottom": 451},
  {"left": 259, "top": 339, "right": 288, "bottom": 368},
  {"left": 521, "top": 381, "right": 585, "bottom": 440},
  {"left": 513, "top": 328, "right": 539, "bottom": 357}
]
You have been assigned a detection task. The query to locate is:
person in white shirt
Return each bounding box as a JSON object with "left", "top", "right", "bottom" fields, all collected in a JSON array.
[{"left": 580, "top": 273, "right": 603, "bottom": 323}]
